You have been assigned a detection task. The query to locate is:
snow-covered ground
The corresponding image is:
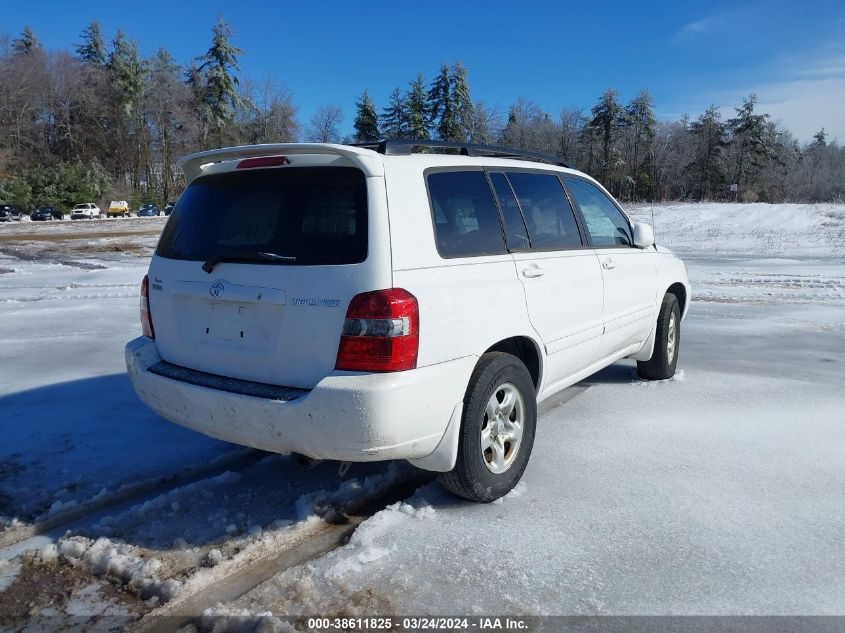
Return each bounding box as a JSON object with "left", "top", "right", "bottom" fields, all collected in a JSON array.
[
  {"left": 1, "top": 203, "right": 844, "bottom": 625},
  {"left": 0, "top": 253, "right": 241, "bottom": 529}
]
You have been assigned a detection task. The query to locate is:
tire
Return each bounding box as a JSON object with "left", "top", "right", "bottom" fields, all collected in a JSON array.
[
  {"left": 440, "top": 352, "right": 537, "bottom": 502},
  {"left": 637, "top": 293, "right": 680, "bottom": 380}
]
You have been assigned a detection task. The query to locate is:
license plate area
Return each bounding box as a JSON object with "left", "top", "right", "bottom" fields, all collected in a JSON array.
[{"left": 205, "top": 302, "right": 249, "bottom": 342}]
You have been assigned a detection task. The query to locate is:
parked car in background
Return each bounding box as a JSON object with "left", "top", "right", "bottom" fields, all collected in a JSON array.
[
  {"left": 126, "top": 141, "right": 690, "bottom": 503},
  {"left": 30, "top": 206, "right": 63, "bottom": 221},
  {"left": 108, "top": 200, "right": 130, "bottom": 218},
  {"left": 0, "top": 204, "right": 23, "bottom": 222},
  {"left": 70, "top": 203, "right": 101, "bottom": 220},
  {"left": 163, "top": 202, "right": 175, "bottom": 216},
  {"left": 137, "top": 203, "right": 161, "bottom": 217}
]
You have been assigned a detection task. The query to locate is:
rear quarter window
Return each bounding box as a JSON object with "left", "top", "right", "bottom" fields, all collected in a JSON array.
[
  {"left": 426, "top": 170, "right": 506, "bottom": 258},
  {"left": 156, "top": 167, "right": 368, "bottom": 265}
]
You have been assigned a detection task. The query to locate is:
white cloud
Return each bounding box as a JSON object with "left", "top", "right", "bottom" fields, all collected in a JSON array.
[
  {"left": 750, "top": 77, "right": 845, "bottom": 143},
  {"left": 673, "top": 43, "right": 845, "bottom": 143},
  {"left": 678, "top": 17, "right": 721, "bottom": 36},
  {"left": 671, "top": 13, "right": 736, "bottom": 44}
]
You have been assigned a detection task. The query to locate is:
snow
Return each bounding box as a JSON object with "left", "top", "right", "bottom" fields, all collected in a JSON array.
[
  {"left": 215, "top": 203, "right": 845, "bottom": 616},
  {"left": 324, "top": 498, "right": 435, "bottom": 579},
  {"left": 0, "top": 248, "right": 240, "bottom": 532},
  {"left": 627, "top": 202, "right": 845, "bottom": 259},
  {"left": 55, "top": 534, "right": 179, "bottom": 601},
  {"left": 2, "top": 203, "right": 844, "bottom": 618}
]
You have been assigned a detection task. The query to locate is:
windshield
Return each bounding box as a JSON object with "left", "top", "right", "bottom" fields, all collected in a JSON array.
[{"left": 156, "top": 166, "right": 368, "bottom": 266}]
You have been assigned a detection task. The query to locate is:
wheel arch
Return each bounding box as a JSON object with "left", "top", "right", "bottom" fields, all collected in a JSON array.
[
  {"left": 482, "top": 335, "right": 543, "bottom": 391},
  {"left": 666, "top": 282, "right": 688, "bottom": 318}
]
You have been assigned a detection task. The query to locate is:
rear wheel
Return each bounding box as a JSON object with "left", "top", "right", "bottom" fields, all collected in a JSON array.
[
  {"left": 637, "top": 293, "right": 680, "bottom": 380},
  {"left": 440, "top": 352, "right": 536, "bottom": 502}
]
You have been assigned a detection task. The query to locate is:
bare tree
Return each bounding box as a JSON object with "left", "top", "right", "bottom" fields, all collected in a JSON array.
[
  {"left": 238, "top": 76, "right": 299, "bottom": 143},
  {"left": 306, "top": 105, "right": 343, "bottom": 143}
]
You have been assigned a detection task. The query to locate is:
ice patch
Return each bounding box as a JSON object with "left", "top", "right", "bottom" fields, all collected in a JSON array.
[{"left": 0, "top": 557, "right": 21, "bottom": 591}]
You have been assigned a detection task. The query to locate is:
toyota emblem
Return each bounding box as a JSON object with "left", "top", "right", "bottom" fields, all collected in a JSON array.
[{"left": 209, "top": 280, "right": 225, "bottom": 298}]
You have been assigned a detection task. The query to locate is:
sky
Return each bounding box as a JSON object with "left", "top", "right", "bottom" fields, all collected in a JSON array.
[{"left": 2, "top": 0, "right": 844, "bottom": 142}]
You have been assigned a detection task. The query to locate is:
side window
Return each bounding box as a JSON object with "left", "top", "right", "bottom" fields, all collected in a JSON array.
[
  {"left": 505, "top": 172, "right": 582, "bottom": 249},
  {"left": 427, "top": 171, "right": 506, "bottom": 258},
  {"left": 564, "top": 178, "right": 632, "bottom": 246},
  {"left": 488, "top": 172, "right": 530, "bottom": 250}
]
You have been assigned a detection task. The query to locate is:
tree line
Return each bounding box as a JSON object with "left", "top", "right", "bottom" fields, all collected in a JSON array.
[{"left": 1, "top": 21, "right": 842, "bottom": 211}]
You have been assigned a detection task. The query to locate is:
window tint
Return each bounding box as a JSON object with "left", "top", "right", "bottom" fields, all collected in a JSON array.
[
  {"left": 505, "top": 172, "right": 582, "bottom": 249},
  {"left": 488, "top": 172, "right": 530, "bottom": 251},
  {"left": 427, "top": 170, "right": 506, "bottom": 258},
  {"left": 157, "top": 167, "right": 367, "bottom": 265},
  {"left": 564, "top": 178, "right": 632, "bottom": 246}
]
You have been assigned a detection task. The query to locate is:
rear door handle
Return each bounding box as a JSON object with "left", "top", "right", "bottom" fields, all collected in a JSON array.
[
  {"left": 602, "top": 259, "right": 616, "bottom": 270},
  {"left": 522, "top": 266, "right": 545, "bottom": 278}
]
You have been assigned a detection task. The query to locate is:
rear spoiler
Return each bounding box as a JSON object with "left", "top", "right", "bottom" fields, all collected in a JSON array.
[{"left": 176, "top": 143, "right": 384, "bottom": 183}]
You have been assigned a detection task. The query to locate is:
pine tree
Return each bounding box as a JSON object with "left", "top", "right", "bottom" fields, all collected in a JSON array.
[
  {"left": 106, "top": 30, "right": 146, "bottom": 191},
  {"left": 76, "top": 22, "right": 107, "bottom": 65},
  {"left": 406, "top": 73, "right": 429, "bottom": 140},
  {"left": 107, "top": 31, "right": 145, "bottom": 116},
  {"left": 806, "top": 128, "right": 827, "bottom": 187},
  {"left": 427, "top": 64, "right": 457, "bottom": 141},
  {"left": 590, "top": 89, "right": 624, "bottom": 189},
  {"left": 195, "top": 16, "right": 244, "bottom": 146},
  {"left": 12, "top": 26, "right": 40, "bottom": 55},
  {"left": 811, "top": 128, "right": 827, "bottom": 148},
  {"left": 353, "top": 90, "right": 379, "bottom": 143},
  {"left": 688, "top": 105, "right": 728, "bottom": 199},
  {"left": 728, "top": 95, "right": 771, "bottom": 197},
  {"left": 381, "top": 87, "right": 409, "bottom": 139},
  {"left": 450, "top": 62, "right": 473, "bottom": 142},
  {"left": 623, "top": 90, "right": 657, "bottom": 200}
]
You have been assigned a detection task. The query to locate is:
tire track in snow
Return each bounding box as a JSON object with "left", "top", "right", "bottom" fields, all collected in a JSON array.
[{"left": 0, "top": 449, "right": 264, "bottom": 552}]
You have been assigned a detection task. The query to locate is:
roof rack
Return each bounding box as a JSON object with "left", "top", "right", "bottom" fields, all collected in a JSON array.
[{"left": 354, "top": 139, "right": 573, "bottom": 169}]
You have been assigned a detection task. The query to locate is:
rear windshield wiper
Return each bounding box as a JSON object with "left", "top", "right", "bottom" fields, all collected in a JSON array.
[{"left": 202, "top": 251, "right": 297, "bottom": 274}]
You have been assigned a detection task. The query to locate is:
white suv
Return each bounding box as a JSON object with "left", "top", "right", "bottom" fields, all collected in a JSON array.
[
  {"left": 126, "top": 141, "right": 690, "bottom": 502},
  {"left": 70, "top": 203, "right": 101, "bottom": 219}
]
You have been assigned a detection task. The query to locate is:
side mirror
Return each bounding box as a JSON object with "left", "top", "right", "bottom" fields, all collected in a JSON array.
[{"left": 632, "top": 222, "right": 654, "bottom": 248}]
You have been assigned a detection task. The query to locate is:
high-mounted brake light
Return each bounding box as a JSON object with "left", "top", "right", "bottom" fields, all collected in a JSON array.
[
  {"left": 236, "top": 156, "right": 290, "bottom": 169},
  {"left": 335, "top": 289, "right": 419, "bottom": 372},
  {"left": 140, "top": 275, "right": 155, "bottom": 339}
]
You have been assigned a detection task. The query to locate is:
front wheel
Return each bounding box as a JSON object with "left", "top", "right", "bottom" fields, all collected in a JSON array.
[
  {"left": 637, "top": 293, "right": 680, "bottom": 380},
  {"left": 440, "top": 352, "right": 537, "bottom": 502}
]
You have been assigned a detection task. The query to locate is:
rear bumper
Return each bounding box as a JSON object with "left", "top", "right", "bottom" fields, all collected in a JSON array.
[{"left": 125, "top": 336, "right": 474, "bottom": 464}]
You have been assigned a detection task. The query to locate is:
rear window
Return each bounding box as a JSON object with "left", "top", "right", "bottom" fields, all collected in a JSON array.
[{"left": 156, "top": 167, "right": 368, "bottom": 265}]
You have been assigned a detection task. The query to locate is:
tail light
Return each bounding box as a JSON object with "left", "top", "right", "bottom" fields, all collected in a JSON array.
[
  {"left": 140, "top": 275, "right": 155, "bottom": 339},
  {"left": 335, "top": 289, "right": 419, "bottom": 372}
]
